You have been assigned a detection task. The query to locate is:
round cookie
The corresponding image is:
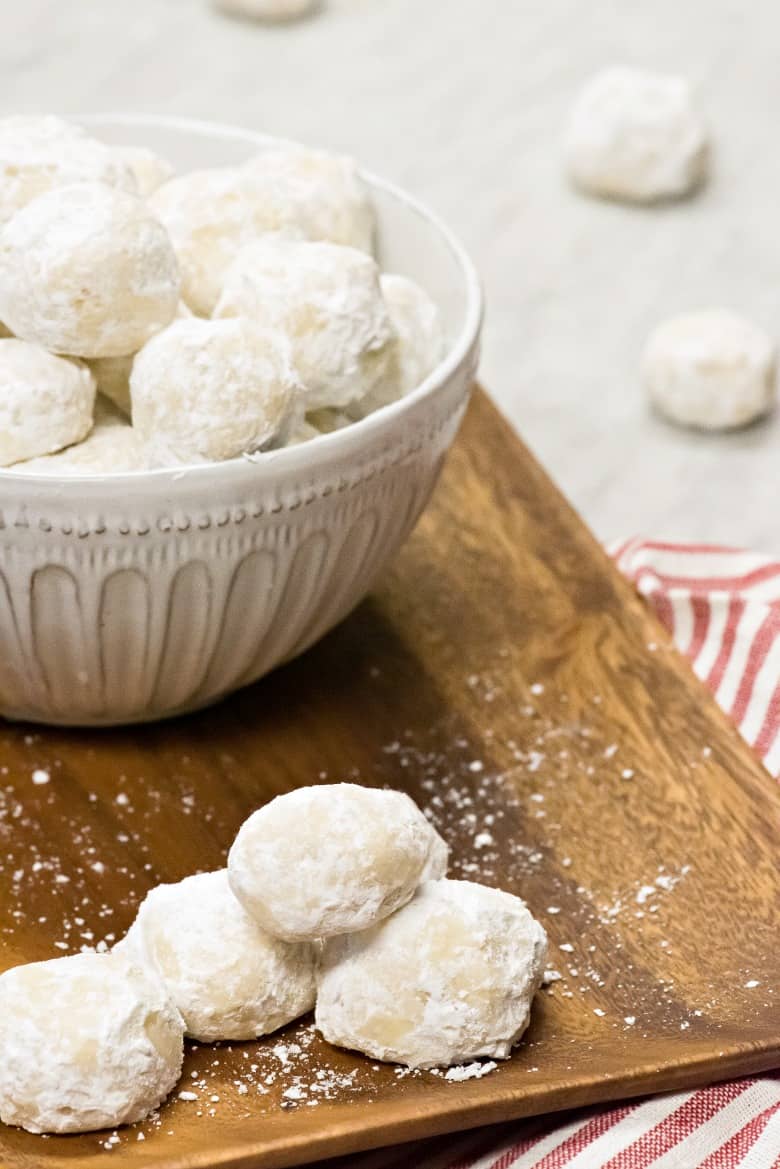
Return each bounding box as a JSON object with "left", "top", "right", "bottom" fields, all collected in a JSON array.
[
  {"left": 215, "top": 236, "right": 394, "bottom": 411},
  {"left": 316, "top": 879, "right": 548, "bottom": 1068},
  {"left": 130, "top": 317, "right": 300, "bottom": 465},
  {"left": 0, "top": 183, "right": 180, "bottom": 357},
  {"left": 0, "top": 114, "right": 137, "bottom": 225},
  {"left": 148, "top": 167, "right": 303, "bottom": 316},
  {"left": 214, "top": 0, "right": 319, "bottom": 19},
  {"left": 565, "top": 66, "right": 708, "bottom": 203},
  {"left": 353, "top": 273, "right": 443, "bottom": 417},
  {"left": 15, "top": 397, "right": 148, "bottom": 475},
  {"left": 642, "top": 309, "right": 776, "bottom": 430},
  {"left": 227, "top": 783, "right": 449, "bottom": 941},
  {"left": 114, "top": 144, "right": 175, "bottom": 198},
  {"left": 381, "top": 274, "right": 443, "bottom": 394},
  {"left": 243, "top": 146, "right": 375, "bottom": 254},
  {"left": 117, "top": 870, "right": 317, "bottom": 1042},
  {"left": 0, "top": 951, "right": 184, "bottom": 1134},
  {"left": 0, "top": 339, "right": 95, "bottom": 466}
]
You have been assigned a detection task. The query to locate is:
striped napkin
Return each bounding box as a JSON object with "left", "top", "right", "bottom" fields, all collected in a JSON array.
[
  {"left": 337, "top": 540, "right": 780, "bottom": 1169},
  {"left": 613, "top": 540, "right": 780, "bottom": 776}
]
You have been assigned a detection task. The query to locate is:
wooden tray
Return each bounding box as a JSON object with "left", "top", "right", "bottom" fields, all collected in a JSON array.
[{"left": 0, "top": 391, "right": 777, "bottom": 1169}]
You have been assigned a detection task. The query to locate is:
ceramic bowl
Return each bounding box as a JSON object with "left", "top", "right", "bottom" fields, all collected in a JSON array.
[{"left": 0, "top": 115, "right": 482, "bottom": 725}]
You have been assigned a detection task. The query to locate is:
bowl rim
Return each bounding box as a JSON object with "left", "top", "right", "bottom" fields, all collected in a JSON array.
[{"left": 0, "top": 113, "right": 483, "bottom": 489}]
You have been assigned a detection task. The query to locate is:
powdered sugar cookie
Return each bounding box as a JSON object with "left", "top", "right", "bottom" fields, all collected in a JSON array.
[
  {"left": 0, "top": 339, "right": 95, "bottom": 466},
  {"left": 317, "top": 879, "right": 548, "bottom": 1068},
  {"left": 0, "top": 183, "right": 180, "bottom": 358},
  {"left": 227, "top": 784, "right": 449, "bottom": 941},
  {"left": 565, "top": 67, "right": 708, "bottom": 203},
  {"left": 0, "top": 114, "right": 137, "bottom": 225},
  {"left": 0, "top": 951, "right": 183, "bottom": 1134},
  {"left": 118, "top": 870, "right": 316, "bottom": 1042},
  {"left": 149, "top": 167, "right": 304, "bottom": 316},
  {"left": 130, "top": 317, "right": 300, "bottom": 464},
  {"left": 352, "top": 273, "right": 443, "bottom": 417},
  {"left": 215, "top": 236, "right": 394, "bottom": 410},
  {"left": 243, "top": 145, "right": 374, "bottom": 253},
  {"left": 150, "top": 147, "right": 374, "bottom": 317},
  {"left": 642, "top": 309, "right": 776, "bottom": 430}
]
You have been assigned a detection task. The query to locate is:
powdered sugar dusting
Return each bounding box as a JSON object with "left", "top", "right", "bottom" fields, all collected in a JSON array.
[{"left": 0, "top": 653, "right": 772, "bottom": 1148}]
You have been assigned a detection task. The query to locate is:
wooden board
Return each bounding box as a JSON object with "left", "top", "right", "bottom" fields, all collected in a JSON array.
[{"left": 0, "top": 390, "right": 777, "bottom": 1169}]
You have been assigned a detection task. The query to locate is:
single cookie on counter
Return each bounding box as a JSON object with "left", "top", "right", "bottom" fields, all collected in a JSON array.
[
  {"left": 642, "top": 309, "right": 776, "bottom": 430},
  {"left": 565, "top": 66, "right": 709, "bottom": 203},
  {"left": 316, "top": 879, "right": 548, "bottom": 1068},
  {"left": 228, "top": 783, "right": 449, "bottom": 941}
]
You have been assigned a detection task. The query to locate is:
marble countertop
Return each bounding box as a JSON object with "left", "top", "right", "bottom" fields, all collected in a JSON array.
[{"left": 2, "top": 0, "right": 777, "bottom": 549}]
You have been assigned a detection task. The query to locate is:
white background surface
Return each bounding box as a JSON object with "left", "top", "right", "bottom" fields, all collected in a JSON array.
[{"left": 2, "top": 0, "right": 777, "bottom": 549}]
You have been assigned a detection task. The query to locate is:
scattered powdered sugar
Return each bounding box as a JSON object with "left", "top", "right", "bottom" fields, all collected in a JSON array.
[
  {"left": 0, "top": 657, "right": 769, "bottom": 1149},
  {"left": 444, "top": 1061, "right": 498, "bottom": 1082},
  {"left": 31, "top": 769, "right": 50, "bottom": 786}
]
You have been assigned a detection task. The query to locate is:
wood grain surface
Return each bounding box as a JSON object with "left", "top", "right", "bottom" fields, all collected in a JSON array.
[{"left": 0, "top": 390, "right": 777, "bottom": 1169}]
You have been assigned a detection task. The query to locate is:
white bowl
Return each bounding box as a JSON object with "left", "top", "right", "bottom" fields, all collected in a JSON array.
[{"left": 0, "top": 115, "right": 482, "bottom": 726}]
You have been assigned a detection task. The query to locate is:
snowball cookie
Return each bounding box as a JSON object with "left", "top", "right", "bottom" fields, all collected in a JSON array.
[
  {"left": 16, "top": 397, "right": 148, "bottom": 475},
  {"left": 243, "top": 146, "right": 375, "bottom": 254},
  {"left": 0, "top": 114, "right": 137, "bottom": 225},
  {"left": 118, "top": 870, "right": 317, "bottom": 1042},
  {"left": 214, "top": 0, "right": 319, "bottom": 20},
  {"left": 228, "top": 784, "right": 449, "bottom": 941},
  {"left": 114, "top": 144, "right": 175, "bottom": 198},
  {"left": 565, "top": 66, "right": 708, "bottom": 203},
  {"left": 0, "top": 951, "right": 184, "bottom": 1134},
  {"left": 382, "top": 275, "right": 443, "bottom": 394},
  {"left": 317, "top": 879, "right": 548, "bottom": 1068},
  {"left": 215, "top": 237, "right": 395, "bottom": 411},
  {"left": 130, "top": 317, "right": 300, "bottom": 465},
  {"left": 353, "top": 274, "right": 444, "bottom": 418},
  {"left": 642, "top": 309, "right": 776, "bottom": 430},
  {"left": 0, "top": 183, "right": 180, "bottom": 358},
  {"left": 0, "top": 339, "right": 95, "bottom": 466},
  {"left": 149, "top": 167, "right": 307, "bottom": 316}
]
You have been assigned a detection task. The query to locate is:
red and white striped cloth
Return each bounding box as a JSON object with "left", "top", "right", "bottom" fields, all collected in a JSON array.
[
  {"left": 347, "top": 541, "right": 780, "bottom": 1169},
  {"left": 613, "top": 539, "right": 780, "bottom": 776}
]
